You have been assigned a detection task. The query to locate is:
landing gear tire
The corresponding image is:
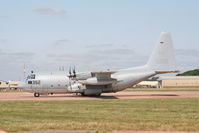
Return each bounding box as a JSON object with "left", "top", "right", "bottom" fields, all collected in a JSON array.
[
  {"left": 81, "top": 92, "right": 85, "bottom": 96},
  {"left": 96, "top": 93, "right": 101, "bottom": 97},
  {"left": 34, "top": 93, "right": 40, "bottom": 97}
]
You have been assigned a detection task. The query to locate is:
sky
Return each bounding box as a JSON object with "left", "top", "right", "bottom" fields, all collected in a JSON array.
[{"left": 0, "top": 0, "right": 199, "bottom": 80}]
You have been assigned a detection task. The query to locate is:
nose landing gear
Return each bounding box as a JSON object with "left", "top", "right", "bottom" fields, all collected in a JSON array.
[{"left": 34, "top": 93, "right": 40, "bottom": 97}]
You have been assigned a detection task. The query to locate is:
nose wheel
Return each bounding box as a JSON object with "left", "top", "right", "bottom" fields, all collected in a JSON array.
[{"left": 34, "top": 93, "right": 40, "bottom": 97}]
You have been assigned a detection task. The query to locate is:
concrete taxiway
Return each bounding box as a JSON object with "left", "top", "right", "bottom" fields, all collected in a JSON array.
[{"left": 0, "top": 91, "right": 199, "bottom": 101}]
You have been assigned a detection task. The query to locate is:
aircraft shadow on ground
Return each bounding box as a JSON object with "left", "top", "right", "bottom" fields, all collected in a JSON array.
[
  {"left": 41, "top": 95, "right": 118, "bottom": 99},
  {"left": 75, "top": 95, "right": 119, "bottom": 99},
  {"left": 97, "top": 96, "right": 118, "bottom": 99},
  {"left": 150, "top": 94, "right": 178, "bottom": 96},
  {"left": 114, "top": 94, "right": 178, "bottom": 97},
  {"left": 39, "top": 94, "right": 178, "bottom": 99}
]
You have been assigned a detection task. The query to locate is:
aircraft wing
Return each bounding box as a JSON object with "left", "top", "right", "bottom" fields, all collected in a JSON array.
[{"left": 79, "top": 71, "right": 117, "bottom": 85}]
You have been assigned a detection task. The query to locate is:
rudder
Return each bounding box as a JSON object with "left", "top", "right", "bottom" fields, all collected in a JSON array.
[{"left": 146, "top": 32, "right": 177, "bottom": 71}]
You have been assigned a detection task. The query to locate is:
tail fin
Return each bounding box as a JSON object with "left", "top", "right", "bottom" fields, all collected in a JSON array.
[{"left": 146, "top": 32, "right": 177, "bottom": 72}]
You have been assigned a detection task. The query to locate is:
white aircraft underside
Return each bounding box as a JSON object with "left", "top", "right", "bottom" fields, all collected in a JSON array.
[{"left": 19, "top": 32, "right": 178, "bottom": 97}]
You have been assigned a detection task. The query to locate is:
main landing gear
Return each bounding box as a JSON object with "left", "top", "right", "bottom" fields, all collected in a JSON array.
[
  {"left": 34, "top": 93, "right": 40, "bottom": 97},
  {"left": 81, "top": 93, "right": 101, "bottom": 97}
]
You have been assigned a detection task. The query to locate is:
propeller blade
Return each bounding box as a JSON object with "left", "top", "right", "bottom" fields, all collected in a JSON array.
[
  {"left": 69, "top": 67, "right": 72, "bottom": 75},
  {"left": 73, "top": 66, "right": 75, "bottom": 73},
  {"left": 73, "top": 66, "right": 76, "bottom": 77}
]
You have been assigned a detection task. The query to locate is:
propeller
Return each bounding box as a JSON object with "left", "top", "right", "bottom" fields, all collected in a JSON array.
[
  {"left": 73, "top": 66, "right": 76, "bottom": 78},
  {"left": 69, "top": 67, "right": 72, "bottom": 78},
  {"left": 68, "top": 66, "right": 77, "bottom": 79}
]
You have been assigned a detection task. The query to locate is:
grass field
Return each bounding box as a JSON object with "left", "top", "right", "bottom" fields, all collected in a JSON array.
[{"left": 0, "top": 98, "right": 199, "bottom": 133}]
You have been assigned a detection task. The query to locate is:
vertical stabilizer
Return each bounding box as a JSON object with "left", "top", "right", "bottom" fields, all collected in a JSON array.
[{"left": 147, "top": 32, "right": 177, "bottom": 71}]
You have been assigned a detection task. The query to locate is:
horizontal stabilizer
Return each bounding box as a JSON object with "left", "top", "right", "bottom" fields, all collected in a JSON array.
[{"left": 155, "top": 70, "right": 180, "bottom": 74}]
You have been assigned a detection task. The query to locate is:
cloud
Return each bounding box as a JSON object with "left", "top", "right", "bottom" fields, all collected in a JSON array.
[
  {"left": 4, "top": 47, "right": 199, "bottom": 80},
  {"left": 175, "top": 49, "right": 199, "bottom": 71},
  {"left": 89, "top": 48, "right": 134, "bottom": 55},
  {"left": 44, "top": 47, "right": 147, "bottom": 72},
  {"left": 53, "top": 39, "right": 69, "bottom": 46},
  {"left": 34, "top": 8, "right": 66, "bottom": 15},
  {"left": 0, "top": 16, "right": 8, "bottom": 19},
  {"left": 0, "top": 51, "right": 35, "bottom": 63},
  {"left": 86, "top": 43, "right": 113, "bottom": 48},
  {"left": 175, "top": 49, "right": 199, "bottom": 57},
  {"left": 0, "top": 39, "right": 7, "bottom": 44},
  {"left": 10, "top": 52, "right": 35, "bottom": 58},
  {"left": 45, "top": 48, "right": 199, "bottom": 73},
  {"left": 0, "top": 50, "right": 36, "bottom": 80}
]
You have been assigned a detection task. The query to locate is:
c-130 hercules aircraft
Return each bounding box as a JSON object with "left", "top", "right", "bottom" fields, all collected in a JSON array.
[{"left": 19, "top": 32, "right": 178, "bottom": 97}]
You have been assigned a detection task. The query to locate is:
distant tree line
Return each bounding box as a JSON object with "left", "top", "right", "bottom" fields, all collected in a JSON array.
[{"left": 176, "top": 69, "right": 199, "bottom": 76}]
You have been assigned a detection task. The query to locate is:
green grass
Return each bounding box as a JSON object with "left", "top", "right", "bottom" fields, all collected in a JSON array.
[
  {"left": 0, "top": 98, "right": 199, "bottom": 132},
  {"left": 176, "top": 69, "right": 199, "bottom": 76},
  {"left": 124, "top": 88, "right": 199, "bottom": 92}
]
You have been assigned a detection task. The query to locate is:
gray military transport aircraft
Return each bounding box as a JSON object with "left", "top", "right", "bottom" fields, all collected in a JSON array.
[{"left": 19, "top": 32, "right": 178, "bottom": 97}]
